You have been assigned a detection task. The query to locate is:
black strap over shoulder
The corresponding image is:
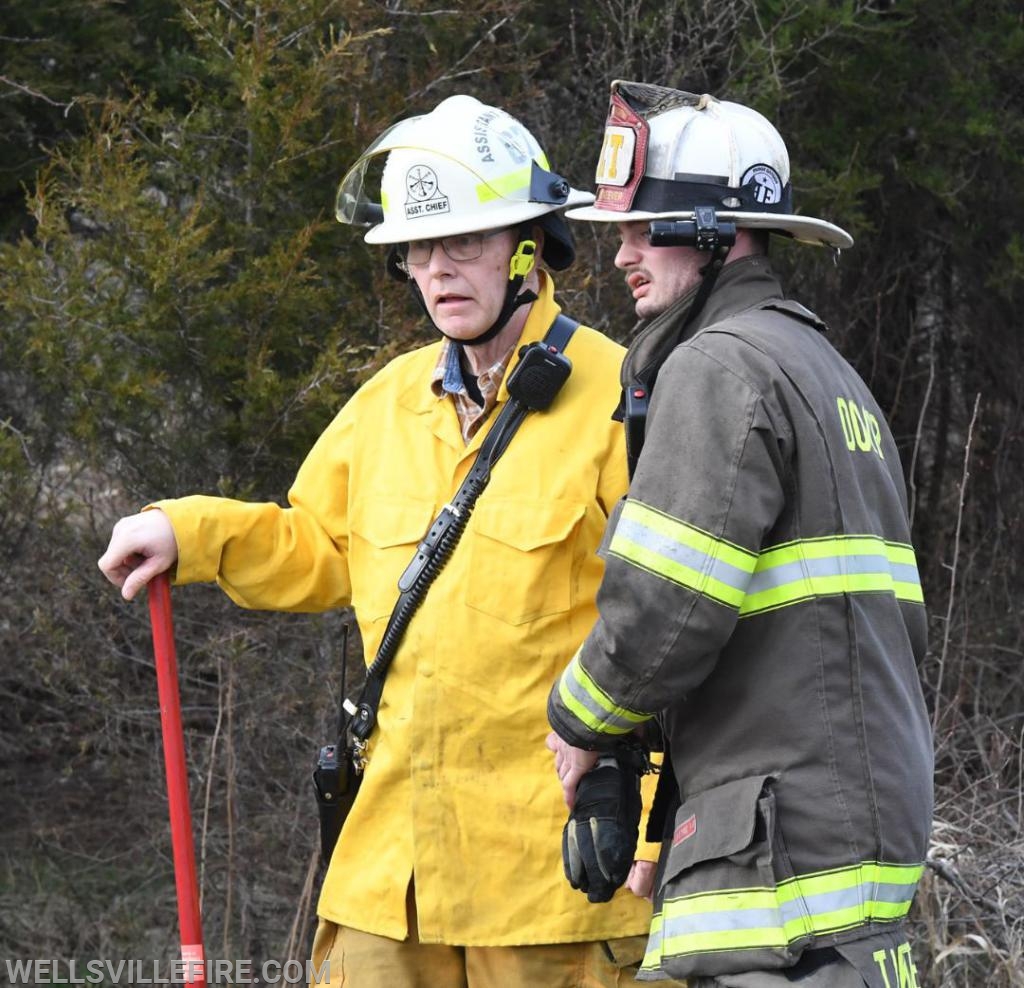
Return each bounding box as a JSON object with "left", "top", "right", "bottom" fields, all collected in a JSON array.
[
  {"left": 346, "top": 313, "right": 580, "bottom": 747},
  {"left": 544, "top": 312, "right": 577, "bottom": 351}
]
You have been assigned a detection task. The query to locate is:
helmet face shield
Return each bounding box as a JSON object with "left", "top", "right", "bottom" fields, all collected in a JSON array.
[
  {"left": 334, "top": 113, "right": 452, "bottom": 228},
  {"left": 334, "top": 95, "right": 593, "bottom": 248},
  {"left": 335, "top": 154, "right": 384, "bottom": 228}
]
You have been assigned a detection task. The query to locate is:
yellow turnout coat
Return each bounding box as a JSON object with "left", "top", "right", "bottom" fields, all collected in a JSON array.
[{"left": 157, "top": 275, "right": 656, "bottom": 945}]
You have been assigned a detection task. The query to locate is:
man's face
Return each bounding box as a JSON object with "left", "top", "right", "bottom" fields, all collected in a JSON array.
[
  {"left": 614, "top": 221, "right": 707, "bottom": 320},
  {"left": 407, "top": 227, "right": 517, "bottom": 341}
]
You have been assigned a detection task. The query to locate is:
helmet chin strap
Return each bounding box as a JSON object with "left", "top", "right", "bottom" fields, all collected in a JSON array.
[
  {"left": 648, "top": 206, "right": 737, "bottom": 342},
  {"left": 406, "top": 223, "right": 539, "bottom": 348}
]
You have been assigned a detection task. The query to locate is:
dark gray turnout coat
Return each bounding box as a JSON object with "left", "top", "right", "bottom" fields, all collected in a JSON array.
[{"left": 549, "top": 256, "right": 933, "bottom": 984}]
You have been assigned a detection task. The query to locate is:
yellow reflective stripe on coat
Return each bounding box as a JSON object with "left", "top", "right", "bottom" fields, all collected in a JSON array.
[
  {"left": 557, "top": 649, "right": 653, "bottom": 735},
  {"left": 608, "top": 500, "right": 758, "bottom": 608},
  {"left": 741, "top": 536, "right": 923, "bottom": 615},
  {"left": 641, "top": 861, "right": 924, "bottom": 971},
  {"left": 608, "top": 499, "right": 923, "bottom": 616}
]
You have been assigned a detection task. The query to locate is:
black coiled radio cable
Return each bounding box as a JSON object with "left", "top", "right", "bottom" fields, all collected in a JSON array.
[{"left": 346, "top": 316, "right": 575, "bottom": 747}]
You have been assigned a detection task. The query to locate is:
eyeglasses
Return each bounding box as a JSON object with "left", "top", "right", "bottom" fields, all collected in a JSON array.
[{"left": 397, "top": 228, "right": 509, "bottom": 271}]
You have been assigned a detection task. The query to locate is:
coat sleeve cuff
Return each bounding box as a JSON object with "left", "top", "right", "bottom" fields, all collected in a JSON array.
[
  {"left": 547, "top": 683, "right": 612, "bottom": 751},
  {"left": 145, "top": 497, "right": 226, "bottom": 586}
]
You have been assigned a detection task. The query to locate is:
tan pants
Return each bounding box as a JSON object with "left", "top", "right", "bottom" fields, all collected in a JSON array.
[{"left": 308, "top": 884, "right": 685, "bottom": 988}]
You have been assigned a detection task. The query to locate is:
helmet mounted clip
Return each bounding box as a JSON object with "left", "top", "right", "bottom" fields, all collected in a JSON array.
[
  {"left": 528, "top": 160, "right": 571, "bottom": 205},
  {"left": 649, "top": 206, "right": 737, "bottom": 252}
]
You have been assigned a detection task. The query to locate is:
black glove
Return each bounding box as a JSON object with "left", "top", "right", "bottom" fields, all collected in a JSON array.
[{"left": 562, "top": 749, "right": 645, "bottom": 903}]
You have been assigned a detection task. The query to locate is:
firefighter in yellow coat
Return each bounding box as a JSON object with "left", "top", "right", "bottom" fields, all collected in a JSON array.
[{"left": 99, "top": 95, "right": 684, "bottom": 988}]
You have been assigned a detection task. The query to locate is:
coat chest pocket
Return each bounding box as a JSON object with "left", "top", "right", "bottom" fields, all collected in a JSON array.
[
  {"left": 350, "top": 496, "right": 434, "bottom": 621},
  {"left": 465, "top": 498, "right": 586, "bottom": 625}
]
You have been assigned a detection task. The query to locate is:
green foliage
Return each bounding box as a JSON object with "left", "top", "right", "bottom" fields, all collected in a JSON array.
[
  {"left": 0, "top": 0, "right": 196, "bottom": 239},
  {"left": 0, "top": 3, "right": 399, "bottom": 505}
]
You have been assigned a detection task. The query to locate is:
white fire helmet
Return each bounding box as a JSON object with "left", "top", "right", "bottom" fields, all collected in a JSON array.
[
  {"left": 567, "top": 80, "right": 852, "bottom": 250},
  {"left": 335, "top": 95, "right": 593, "bottom": 267}
]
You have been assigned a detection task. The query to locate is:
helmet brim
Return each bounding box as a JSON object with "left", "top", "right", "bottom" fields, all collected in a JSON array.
[{"left": 565, "top": 204, "right": 852, "bottom": 250}]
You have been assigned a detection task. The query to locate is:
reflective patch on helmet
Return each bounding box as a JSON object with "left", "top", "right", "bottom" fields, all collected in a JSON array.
[
  {"left": 404, "top": 164, "right": 450, "bottom": 219},
  {"left": 595, "top": 126, "right": 636, "bottom": 187},
  {"left": 497, "top": 125, "right": 530, "bottom": 165},
  {"left": 740, "top": 164, "right": 783, "bottom": 206}
]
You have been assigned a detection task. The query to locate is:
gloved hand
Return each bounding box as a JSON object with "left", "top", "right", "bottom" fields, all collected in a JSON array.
[{"left": 561, "top": 749, "right": 644, "bottom": 903}]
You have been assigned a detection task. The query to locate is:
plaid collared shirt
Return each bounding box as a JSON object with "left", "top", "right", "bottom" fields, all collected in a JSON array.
[{"left": 431, "top": 339, "right": 516, "bottom": 444}]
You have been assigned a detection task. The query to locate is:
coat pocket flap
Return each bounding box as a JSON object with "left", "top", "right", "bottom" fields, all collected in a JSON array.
[
  {"left": 351, "top": 496, "right": 434, "bottom": 548},
  {"left": 472, "top": 498, "right": 585, "bottom": 551},
  {"left": 662, "top": 774, "right": 774, "bottom": 883}
]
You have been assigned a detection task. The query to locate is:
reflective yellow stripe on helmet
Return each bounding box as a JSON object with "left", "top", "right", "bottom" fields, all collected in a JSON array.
[
  {"left": 475, "top": 165, "right": 535, "bottom": 203},
  {"left": 641, "top": 860, "right": 924, "bottom": 972},
  {"left": 473, "top": 149, "right": 553, "bottom": 204}
]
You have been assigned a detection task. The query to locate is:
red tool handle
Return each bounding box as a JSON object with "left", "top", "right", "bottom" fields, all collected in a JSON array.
[{"left": 148, "top": 572, "right": 207, "bottom": 986}]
